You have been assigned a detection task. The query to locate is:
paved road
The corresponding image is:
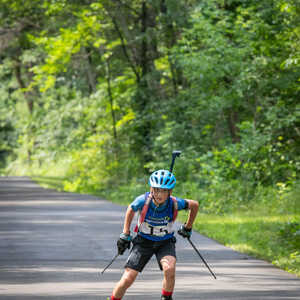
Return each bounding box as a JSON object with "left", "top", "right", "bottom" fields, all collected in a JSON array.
[{"left": 0, "top": 177, "right": 299, "bottom": 300}]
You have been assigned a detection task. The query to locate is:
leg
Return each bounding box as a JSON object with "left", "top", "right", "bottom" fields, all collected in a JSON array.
[
  {"left": 111, "top": 235, "right": 154, "bottom": 299},
  {"left": 160, "top": 255, "right": 176, "bottom": 292},
  {"left": 112, "top": 267, "right": 138, "bottom": 299}
]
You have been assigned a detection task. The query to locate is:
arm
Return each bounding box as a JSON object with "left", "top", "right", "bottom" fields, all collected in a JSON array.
[
  {"left": 184, "top": 199, "right": 199, "bottom": 229},
  {"left": 117, "top": 206, "right": 136, "bottom": 255},
  {"left": 122, "top": 205, "right": 136, "bottom": 235}
]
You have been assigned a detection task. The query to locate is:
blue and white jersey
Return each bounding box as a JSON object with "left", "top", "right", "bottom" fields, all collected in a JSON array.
[{"left": 130, "top": 193, "right": 188, "bottom": 241}]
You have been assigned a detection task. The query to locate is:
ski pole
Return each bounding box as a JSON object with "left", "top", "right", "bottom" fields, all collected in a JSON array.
[
  {"left": 101, "top": 253, "right": 119, "bottom": 275},
  {"left": 187, "top": 237, "right": 217, "bottom": 279},
  {"left": 169, "top": 150, "right": 216, "bottom": 279},
  {"left": 170, "top": 150, "right": 181, "bottom": 173}
]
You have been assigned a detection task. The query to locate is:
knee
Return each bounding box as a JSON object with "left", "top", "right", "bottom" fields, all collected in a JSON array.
[
  {"left": 162, "top": 262, "right": 176, "bottom": 279},
  {"left": 164, "top": 265, "right": 175, "bottom": 278}
]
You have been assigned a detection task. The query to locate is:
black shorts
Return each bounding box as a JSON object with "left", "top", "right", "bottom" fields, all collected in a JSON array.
[{"left": 124, "top": 235, "right": 176, "bottom": 272}]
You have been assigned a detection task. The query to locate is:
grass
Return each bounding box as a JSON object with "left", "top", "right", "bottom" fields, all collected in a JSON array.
[
  {"left": 177, "top": 212, "right": 300, "bottom": 277},
  {"left": 31, "top": 175, "right": 66, "bottom": 191},
  {"left": 5, "top": 156, "right": 72, "bottom": 192}
]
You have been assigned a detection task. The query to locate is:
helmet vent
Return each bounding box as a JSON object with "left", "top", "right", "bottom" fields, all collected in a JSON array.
[{"left": 148, "top": 169, "right": 176, "bottom": 189}]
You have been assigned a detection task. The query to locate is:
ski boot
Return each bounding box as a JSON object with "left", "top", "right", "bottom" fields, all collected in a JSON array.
[{"left": 161, "top": 296, "right": 173, "bottom": 300}]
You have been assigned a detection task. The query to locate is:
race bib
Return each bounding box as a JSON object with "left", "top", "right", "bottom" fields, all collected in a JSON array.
[{"left": 139, "top": 221, "right": 174, "bottom": 237}]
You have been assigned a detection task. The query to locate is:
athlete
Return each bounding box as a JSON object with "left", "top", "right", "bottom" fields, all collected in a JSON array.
[{"left": 108, "top": 169, "right": 199, "bottom": 300}]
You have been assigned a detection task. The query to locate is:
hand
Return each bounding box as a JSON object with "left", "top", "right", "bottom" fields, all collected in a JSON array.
[
  {"left": 117, "top": 233, "right": 132, "bottom": 255},
  {"left": 178, "top": 224, "right": 192, "bottom": 238}
]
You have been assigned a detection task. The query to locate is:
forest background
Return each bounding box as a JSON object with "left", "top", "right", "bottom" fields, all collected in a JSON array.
[{"left": 0, "top": 0, "right": 299, "bottom": 276}]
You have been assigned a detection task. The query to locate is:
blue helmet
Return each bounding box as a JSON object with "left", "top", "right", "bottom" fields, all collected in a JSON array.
[{"left": 149, "top": 170, "right": 176, "bottom": 189}]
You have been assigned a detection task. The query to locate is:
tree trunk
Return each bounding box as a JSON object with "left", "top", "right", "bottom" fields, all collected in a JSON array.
[
  {"left": 108, "top": 11, "right": 140, "bottom": 83},
  {"left": 227, "top": 109, "right": 240, "bottom": 143},
  {"left": 105, "top": 58, "right": 118, "bottom": 143},
  {"left": 130, "top": 1, "right": 160, "bottom": 167},
  {"left": 14, "top": 59, "right": 33, "bottom": 113},
  {"left": 160, "top": 0, "right": 186, "bottom": 94},
  {"left": 14, "top": 58, "right": 35, "bottom": 162},
  {"left": 84, "top": 47, "right": 96, "bottom": 94},
  {"left": 141, "top": 1, "right": 149, "bottom": 78}
]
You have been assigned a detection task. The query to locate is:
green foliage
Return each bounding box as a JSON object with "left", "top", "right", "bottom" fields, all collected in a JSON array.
[
  {"left": 30, "top": 8, "right": 103, "bottom": 91},
  {"left": 279, "top": 0, "right": 300, "bottom": 75},
  {"left": 2, "top": 0, "right": 299, "bottom": 199},
  {"left": 279, "top": 221, "right": 300, "bottom": 250},
  {"left": 100, "top": 178, "right": 148, "bottom": 206}
]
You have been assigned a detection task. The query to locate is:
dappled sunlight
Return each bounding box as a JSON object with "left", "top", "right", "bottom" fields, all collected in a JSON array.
[
  {"left": 2, "top": 266, "right": 98, "bottom": 273},
  {"left": 0, "top": 220, "right": 78, "bottom": 224},
  {"left": 0, "top": 281, "right": 113, "bottom": 296},
  {"left": 0, "top": 200, "right": 109, "bottom": 206},
  {"left": 196, "top": 214, "right": 300, "bottom": 225},
  {"left": 227, "top": 243, "right": 256, "bottom": 254}
]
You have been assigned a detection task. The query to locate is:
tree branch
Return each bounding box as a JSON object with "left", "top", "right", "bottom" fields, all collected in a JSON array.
[
  {"left": 108, "top": 11, "right": 141, "bottom": 82},
  {"left": 114, "top": 0, "right": 140, "bottom": 15}
]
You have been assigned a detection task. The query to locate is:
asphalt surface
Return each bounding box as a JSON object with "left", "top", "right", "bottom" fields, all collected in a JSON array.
[{"left": 0, "top": 176, "right": 299, "bottom": 300}]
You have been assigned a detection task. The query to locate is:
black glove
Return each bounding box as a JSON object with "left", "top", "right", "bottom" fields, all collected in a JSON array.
[
  {"left": 178, "top": 224, "right": 192, "bottom": 238},
  {"left": 117, "top": 233, "right": 132, "bottom": 255}
]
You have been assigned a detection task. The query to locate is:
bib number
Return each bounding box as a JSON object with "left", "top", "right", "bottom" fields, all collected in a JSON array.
[{"left": 139, "top": 221, "right": 173, "bottom": 237}]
